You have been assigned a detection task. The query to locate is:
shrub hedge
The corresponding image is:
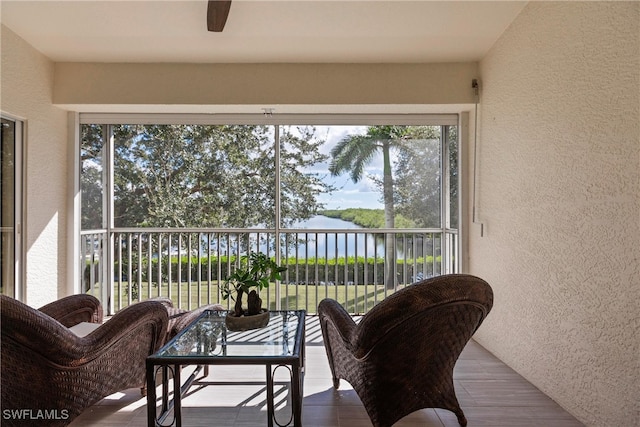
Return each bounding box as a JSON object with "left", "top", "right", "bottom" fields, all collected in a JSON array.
[{"left": 90, "top": 255, "right": 442, "bottom": 285}]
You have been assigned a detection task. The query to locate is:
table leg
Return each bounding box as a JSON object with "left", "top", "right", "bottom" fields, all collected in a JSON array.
[
  {"left": 146, "top": 361, "right": 156, "bottom": 426},
  {"left": 266, "top": 364, "right": 274, "bottom": 427},
  {"left": 161, "top": 366, "right": 169, "bottom": 413},
  {"left": 174, "top": 364, "right": 182, "bottom": 427},
  {"left": 294, "top": 336, "right": 305, "bottom": 427},
  {"left": 292, "top": 361, "right": 303, "bottom": 427}
]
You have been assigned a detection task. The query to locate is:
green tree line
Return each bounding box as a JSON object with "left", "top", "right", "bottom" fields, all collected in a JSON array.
[
  {"left": 82, "top": 124, "right": 455, "bottom": 233},
  {"left": 320, "top": 208, "right": 416, "bottom": 228},
  {"left": 81, "top": 124, "right": 333, "bottom": 230}
]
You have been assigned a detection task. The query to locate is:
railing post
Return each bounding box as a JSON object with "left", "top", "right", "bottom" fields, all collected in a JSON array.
[{"left": 89, "top": 226, "right": 455, "bottom": 316}]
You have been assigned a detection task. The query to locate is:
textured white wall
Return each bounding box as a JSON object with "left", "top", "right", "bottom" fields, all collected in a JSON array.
[
  {"left": 52, "top": 62, "right": 478, "bottom": 109},
  {"left": 1, "top": 25, "right": 69, "bottom": 306},
  {"left": 472, "top": 2, "right": 639, "bottom": 426}
]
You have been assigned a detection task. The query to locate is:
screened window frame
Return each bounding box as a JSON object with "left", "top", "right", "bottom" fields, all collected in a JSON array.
[
  {"left": 1, "top": 113, "right": 25, "bottom": 301},
  {"left": 76, "top": 113, "right": 463, "bottom": 312}
]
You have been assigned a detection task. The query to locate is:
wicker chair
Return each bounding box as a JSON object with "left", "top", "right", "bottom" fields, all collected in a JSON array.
[
  {"left": 0, "top": 295, "right": 168, "bottom": 427},
  {"left": 318, "top": 274, "right": 494, "bottom": 427}
]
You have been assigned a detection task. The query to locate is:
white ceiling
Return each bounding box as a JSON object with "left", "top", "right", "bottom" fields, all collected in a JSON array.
[{"left": 1, "top": 0, "right": 527, "bottom": 64}]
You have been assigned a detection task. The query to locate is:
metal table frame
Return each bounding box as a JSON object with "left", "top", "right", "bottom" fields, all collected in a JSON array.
[{"left": 146, "top": 310, "right": 306, "bottom": 427}]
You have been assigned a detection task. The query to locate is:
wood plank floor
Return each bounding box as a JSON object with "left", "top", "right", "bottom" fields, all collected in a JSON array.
[{"left": 70, "top": 316, "right": 584, "bottom": 426}]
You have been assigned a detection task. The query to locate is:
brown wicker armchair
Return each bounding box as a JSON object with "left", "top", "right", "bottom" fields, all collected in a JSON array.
[
  {"left": 0, "top": 295, "right": 168, "bottom": 427},
  {"left": 318, "top": 274, "right": 494, "bottom": 427}
]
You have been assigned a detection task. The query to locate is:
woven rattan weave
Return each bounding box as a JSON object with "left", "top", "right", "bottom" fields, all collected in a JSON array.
[
  {"left": 318, "top": 274, "right": 493, "bottom": 427},
  {"left": 0, "top": 295, "right": 168, "bottom": 427}
]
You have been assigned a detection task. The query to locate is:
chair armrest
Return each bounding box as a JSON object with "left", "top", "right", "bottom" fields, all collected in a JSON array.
[
  {"left": 318, "top": 299, "right": 357, "bottom": 347},
  {"left": 38, "top": 294, "right": 103, "bottom": 327},
  {"left": 6, "top": 300, "right": 169, "bottom": 366},
  {"left": 77, "top": 301, "right": 169, "bottom": 359},
  {"left": 146, "top": 297, "right": 175, "bottom": 308}
]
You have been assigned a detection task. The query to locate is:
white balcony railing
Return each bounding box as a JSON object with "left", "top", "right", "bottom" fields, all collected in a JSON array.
[{"left": 81, "top": 228, "right": 458, "bottom": 315}]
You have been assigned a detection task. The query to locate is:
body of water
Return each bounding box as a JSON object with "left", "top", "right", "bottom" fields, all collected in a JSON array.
[
  {"left": 286, "top": 215, "right": 384, "bottom": 258},
  {"left": 205, "top": 215, "right": 431, "bottom": 259},
  {"left": 289, "top": 215, "right": 362, "bottom": 230}
]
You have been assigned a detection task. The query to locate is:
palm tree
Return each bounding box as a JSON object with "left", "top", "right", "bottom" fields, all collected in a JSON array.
[{"left": 329, "top": 126, "right": 409, "bottom": 289}]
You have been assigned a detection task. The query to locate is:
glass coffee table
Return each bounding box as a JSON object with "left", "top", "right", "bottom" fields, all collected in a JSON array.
[{"left": 146, "top": 310, "right": 306, "bottom": 427}]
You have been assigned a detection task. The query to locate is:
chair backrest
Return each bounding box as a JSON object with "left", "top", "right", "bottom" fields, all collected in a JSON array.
[
  {"left": 0, "top": 295, "right": 78, "bottom": 354},
  {"left": 352, "top": 274, "right": 493, "bottom": 358},
  {"left": 38, "top": 294, "right": 103, "bottom": 326}
]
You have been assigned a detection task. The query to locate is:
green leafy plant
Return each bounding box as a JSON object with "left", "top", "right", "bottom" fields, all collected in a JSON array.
[{"left": 222, "top": 252, "right": 288, "bottom": 317}]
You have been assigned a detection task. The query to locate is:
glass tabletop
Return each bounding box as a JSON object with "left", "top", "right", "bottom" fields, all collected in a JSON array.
[{"left": 154, "top": 310, "right": 305, "bottom": 360}]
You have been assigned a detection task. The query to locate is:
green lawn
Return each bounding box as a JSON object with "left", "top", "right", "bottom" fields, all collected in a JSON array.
[{"left": 91, "top": 281, "right": 405, "bottom": 315}]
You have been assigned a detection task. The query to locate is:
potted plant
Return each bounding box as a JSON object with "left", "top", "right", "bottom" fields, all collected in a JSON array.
[{"left": 221, "top": 252, "right": 287, "bottom": 331}]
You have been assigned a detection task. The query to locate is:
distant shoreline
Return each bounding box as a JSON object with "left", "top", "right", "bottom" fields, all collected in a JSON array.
[
  {"left": 319, "top": 208, "right": 415, "bottom": 228},
  {"left": 319, "top": 208, "right": 384, "bottom": 228}
]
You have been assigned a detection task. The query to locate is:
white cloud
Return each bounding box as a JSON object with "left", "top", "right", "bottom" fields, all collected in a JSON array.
[{"left": 298, "top": 125, "right": 389, "bottom": 210}]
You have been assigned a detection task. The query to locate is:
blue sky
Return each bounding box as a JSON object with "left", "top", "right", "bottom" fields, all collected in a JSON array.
[{"left": 302, "top": 125, "right": 385, "bottom": 211}]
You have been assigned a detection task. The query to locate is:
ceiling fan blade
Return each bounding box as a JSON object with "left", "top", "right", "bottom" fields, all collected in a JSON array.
[{"left": 207, "top": 0, "right": 232, "bottom": 32}]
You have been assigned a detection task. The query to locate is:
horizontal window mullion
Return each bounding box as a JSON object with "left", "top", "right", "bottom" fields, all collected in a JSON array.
[{"left": 79, "top": 113, "right": 458, "bottom": 126}]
